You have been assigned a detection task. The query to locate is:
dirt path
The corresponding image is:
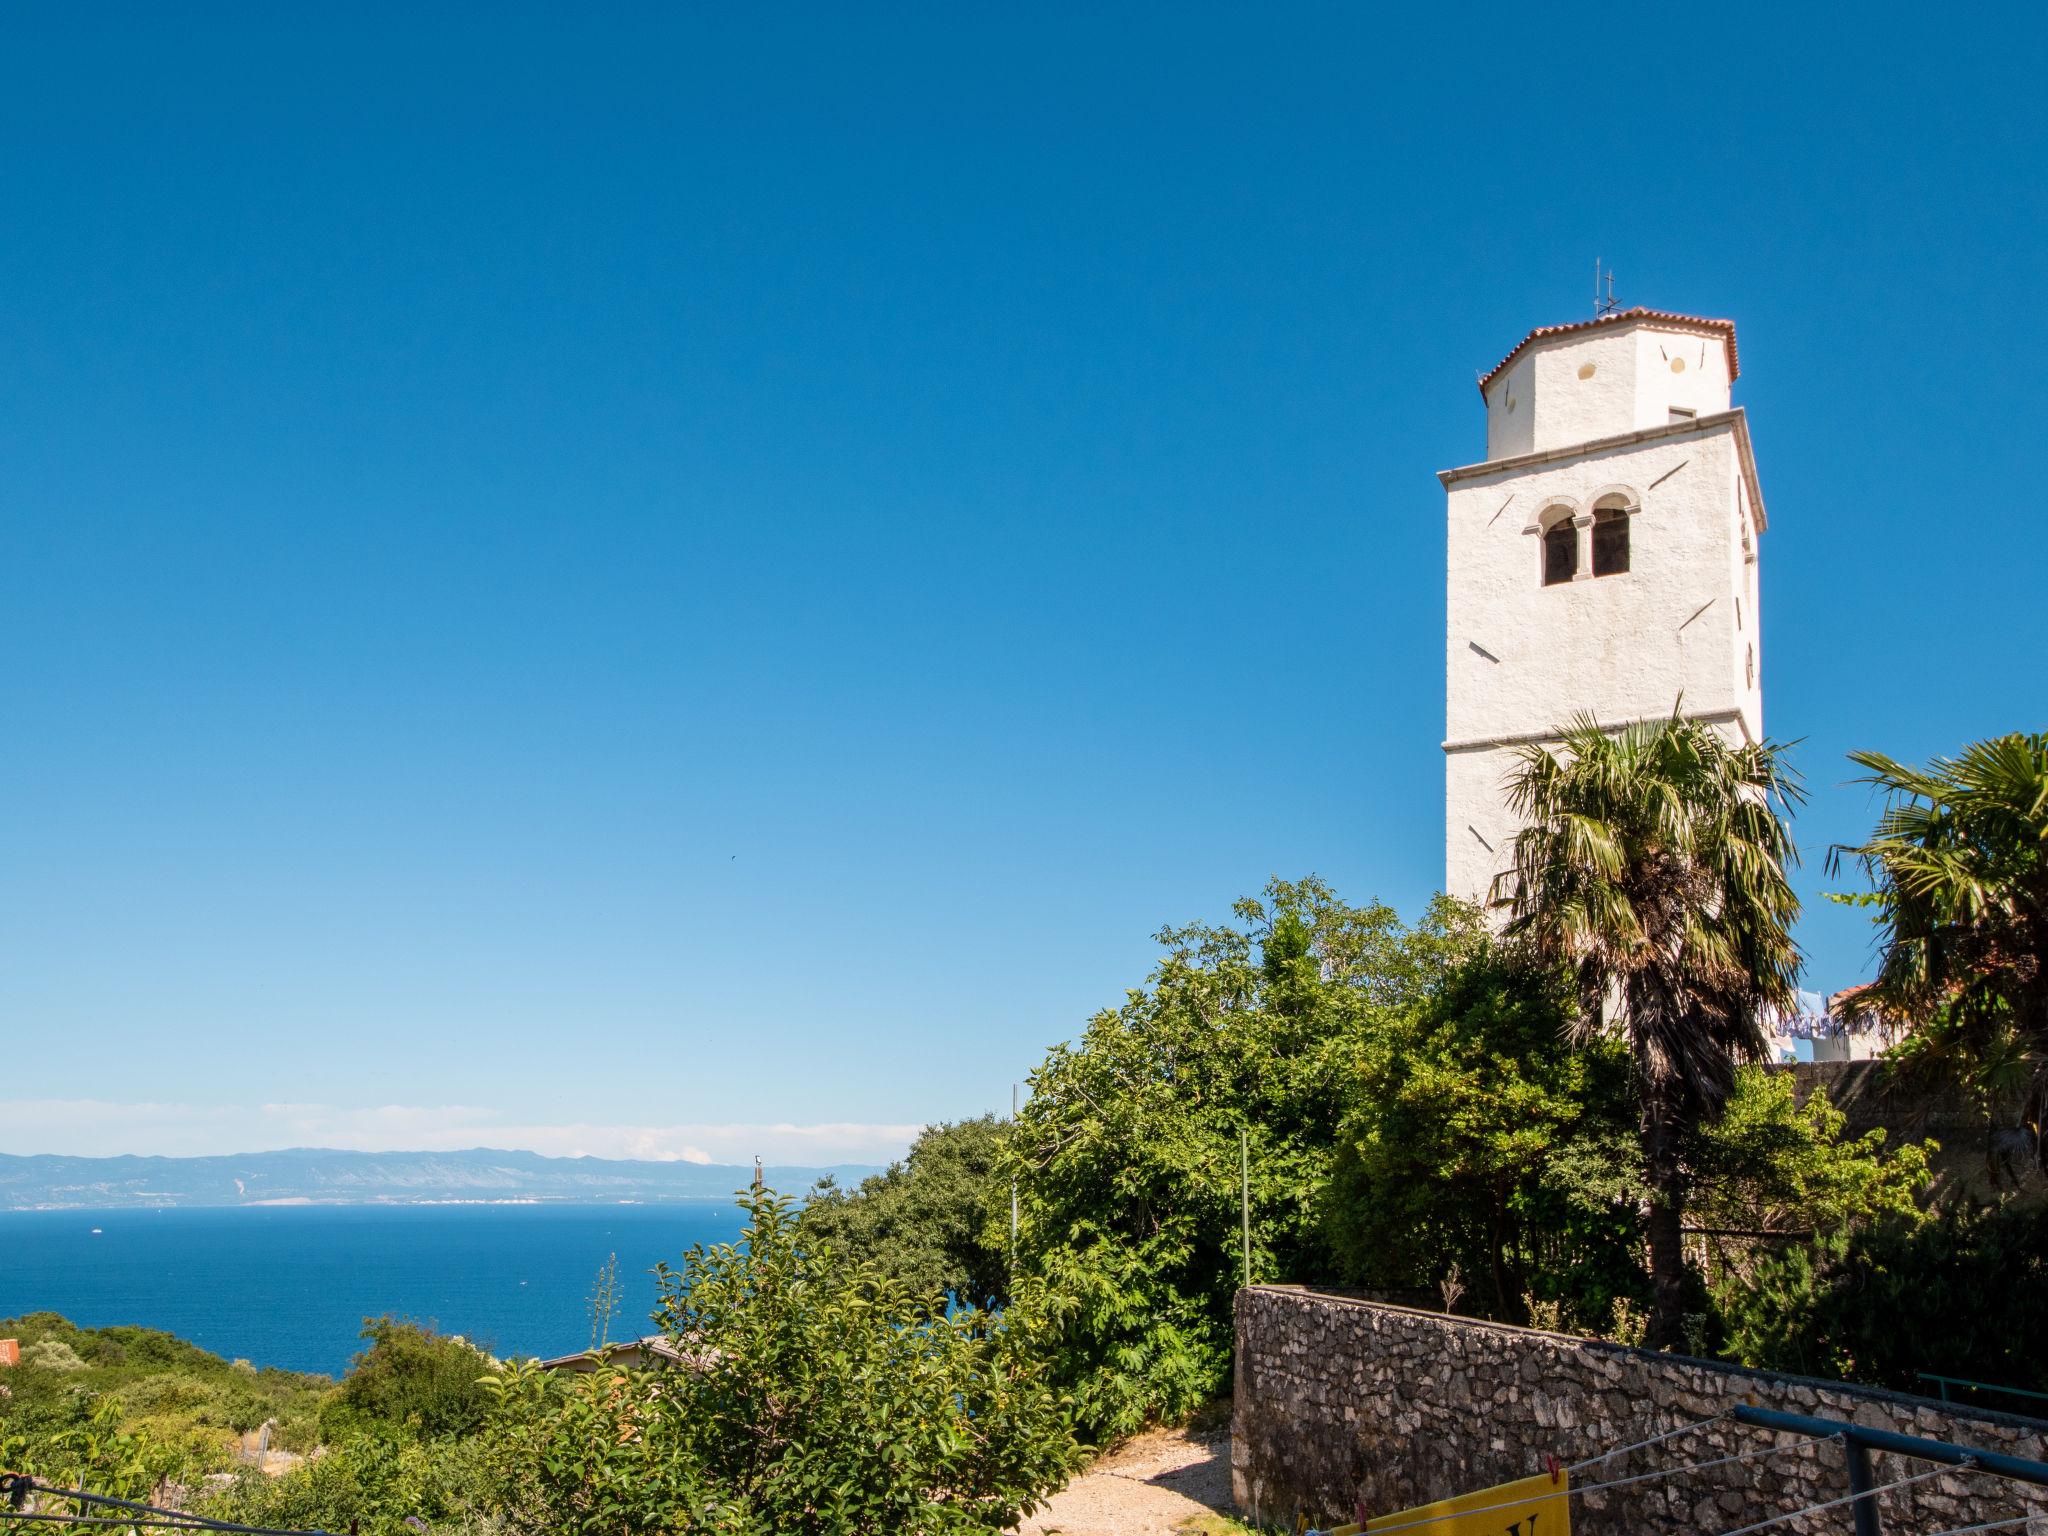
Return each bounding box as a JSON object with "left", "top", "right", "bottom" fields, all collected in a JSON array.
[{"left": 1016, "top": 1425, "right": 1237, "bottom": 1536}]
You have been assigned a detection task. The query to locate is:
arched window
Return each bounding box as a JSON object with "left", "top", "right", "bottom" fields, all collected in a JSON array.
[
  {"left": 1592, "top": 501, "right": 1631, "bottom": 577},
  {"left": 1541, "top": 512, "right": 1577, "bottom": 586}
]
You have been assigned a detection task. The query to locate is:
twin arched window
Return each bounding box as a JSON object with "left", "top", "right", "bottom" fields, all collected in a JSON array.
[{"left": 1540, "top": 496, "right": 1633, "bottom": 585}]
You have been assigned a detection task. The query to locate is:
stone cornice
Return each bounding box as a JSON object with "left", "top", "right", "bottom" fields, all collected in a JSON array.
[{"left": 1438, "top": 407, "right": 1769, "bottom": 531}]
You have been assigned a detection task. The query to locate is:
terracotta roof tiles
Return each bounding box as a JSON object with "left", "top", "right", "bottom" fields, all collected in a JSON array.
[{"left": 1478, "top": 307, "right": 1739, "bottom": 396}]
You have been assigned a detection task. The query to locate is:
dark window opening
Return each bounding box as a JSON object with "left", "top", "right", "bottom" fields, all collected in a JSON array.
[
  {"left": 1592, "top": 505, "right": 1630, "bottom": 577},
  {"left": 1542, "top": 520, "right": 1576, "bottom": 586}
]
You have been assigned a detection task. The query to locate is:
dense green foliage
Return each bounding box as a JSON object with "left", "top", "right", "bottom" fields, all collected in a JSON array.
[
  {"left": 194, "top": 1191, "right": 1077, "bottom": 1536},
  {"left": 319, "top": 1318, "right": 496, "bottom": 1442},
  {"left": 1497, "top": 714, "right": 1803, "bottom": 1347},
  {"left": 799, "top": 1116, "right": 1010, "bottom": 1307},
  {"left": 1322, "top": 945, "right": 1643, "bottom": 1331},
  {"left": 203, "top": 1432, "right": 503, "bottom": 1535},
  {"left": 0, "top": 1312, "right": 331, "bottom": 1484},
  {"left": 1832, "top": 732, "right": 2048, "bottom": 1172},
  {"left": 1718, "top": 1202, "right": 2048, "bottom": 1397},
  {"left": 810, "top": 877, "right": 1935, "bottom": 1443},
  {"left": 1685, "top": 1066, "right": 1930, "bottom": 1246},
  {"left": 1004, "top": 880, "right": 1478, "bottom": 1440}
]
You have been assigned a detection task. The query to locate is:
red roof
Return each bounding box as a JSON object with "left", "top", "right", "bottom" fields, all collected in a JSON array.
[{"left": 1478, "top": 307, "right": 1740, "bottom": 397}]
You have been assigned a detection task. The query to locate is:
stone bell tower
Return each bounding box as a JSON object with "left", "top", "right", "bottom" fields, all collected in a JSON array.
[{"left": 1442, "top": 307, "right": 1767, "bottom": 908}]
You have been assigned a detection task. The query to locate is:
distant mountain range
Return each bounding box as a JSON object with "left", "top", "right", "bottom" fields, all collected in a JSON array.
[{"left": 0, "top": 1149, "right": 882, "bottom": 1209}]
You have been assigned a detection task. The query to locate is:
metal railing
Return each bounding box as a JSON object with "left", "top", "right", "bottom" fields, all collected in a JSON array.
[{"left": 1916, "top": 1371, "right": 2048, "bottom": 1412}]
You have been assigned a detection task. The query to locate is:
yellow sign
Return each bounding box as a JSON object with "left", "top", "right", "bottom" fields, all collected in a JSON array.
[{"left": 1325, "top": 1469, "right": 1570, "bottom": 1536}]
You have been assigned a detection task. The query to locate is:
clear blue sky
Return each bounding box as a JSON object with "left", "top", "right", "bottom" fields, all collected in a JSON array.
[{"left": 3, "top": 5, "right": 2043, "bottom": 1162}]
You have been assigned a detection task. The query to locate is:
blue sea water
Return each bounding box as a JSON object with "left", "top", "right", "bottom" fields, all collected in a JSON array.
[{"left": 0, "top": 1204, "right": 750, "bottom": 1376}]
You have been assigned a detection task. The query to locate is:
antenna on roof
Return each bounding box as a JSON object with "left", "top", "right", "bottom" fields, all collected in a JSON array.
[{"left": 1594, "top": 259, "right": 1618, "bottom": 316}]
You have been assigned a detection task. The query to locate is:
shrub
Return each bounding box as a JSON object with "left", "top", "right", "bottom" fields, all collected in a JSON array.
[
  {"left": 320, "top": 1318, "right": 495, "bottom": 1441},
  {"left": 798, "top": 1116, "right": 1011, "bottom": 1308},
  {"left": 1322, "top": 944, "right": 1643, "bottom": 1332},
  {"left": 23, "top": 1340, "right": 88, "bottom": 1371},
  {"left": 1717, "top": 1201, "right": 2048, "bottom": 1394},
  {"left": 483, "top": 1190, "right": 1079, "bottom": 1535},
  {"left": 1007, "top": 879, "right": 1481, "bottom": 1440}
]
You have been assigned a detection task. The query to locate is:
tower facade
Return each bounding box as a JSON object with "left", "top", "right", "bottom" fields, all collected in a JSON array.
[{"left": 1442, "top": 307, "right": 1767, "bottom": 907}]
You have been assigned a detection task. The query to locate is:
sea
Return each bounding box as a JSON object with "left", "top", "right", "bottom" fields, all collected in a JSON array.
[{"left": 0, "top": 1203, "right": 751, "bottom": 1377}]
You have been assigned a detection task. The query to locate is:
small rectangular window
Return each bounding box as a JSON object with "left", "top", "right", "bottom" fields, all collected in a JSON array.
[{"left": 1669, "top": 406, "right": 1697, "bottom": 424}]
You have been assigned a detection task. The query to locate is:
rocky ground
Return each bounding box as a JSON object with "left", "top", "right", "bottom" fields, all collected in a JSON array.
[{"left": 1017, "top": 1425, "right": 1239, "bottom": 1536}]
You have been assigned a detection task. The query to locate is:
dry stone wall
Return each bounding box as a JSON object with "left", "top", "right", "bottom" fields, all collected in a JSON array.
[{"left": 1233, "top": 1285, "right": 2048, "bottom": 1535}]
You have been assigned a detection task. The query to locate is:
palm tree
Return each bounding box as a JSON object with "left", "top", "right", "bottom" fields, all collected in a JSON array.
[
  {"left": 1830, "top": 732, "right": 2048, "bottom": 1172},
  {"left": 1495, "top": 713, "right": 1801, "bottom": 1348}
]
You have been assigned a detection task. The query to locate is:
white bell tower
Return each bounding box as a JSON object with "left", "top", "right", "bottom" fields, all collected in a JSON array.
[{"left": 1441, "top": 306, "right": 1767, "bottom": 907}]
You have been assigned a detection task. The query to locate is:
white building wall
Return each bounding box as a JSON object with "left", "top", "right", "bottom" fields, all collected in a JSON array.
[
  {"left": 1484, "top": 322, "right": 1735, "bottom": 459},
  {"left": 1442, "top": 411, "right": 1761, "bottom": 908}
]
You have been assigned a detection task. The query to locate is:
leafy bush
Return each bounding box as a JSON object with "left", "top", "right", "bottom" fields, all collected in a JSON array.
[
  {"left": 481, "top": 1190, "right": 1079, "bottom": 1535},
  {"left": 201, "top": 1430, "right": 503, "bottom": 1536},
  {"left": 799, "top": 1116, "right": 1011, "bottom": 1308},
  {"left": 0, "top": 1390, "right": 182, "bottom": 1501},
  {"left": 1322, "top": 944, "right": 1644, "bottom": 1332},
  {"left": 1006, "top": 878, "right": 1481, "bottom": 1440},
  {"left": 22, "top": 1339, "right": 88, "bottom": 1371},
  {"left": 1687, "top": 1067, "right": 1932, "bottom": 1251},
  {"left": 0, "top": 1312, "right": 332, "bottom": 1480},
  {"left": 319, "top": 1318, "right": 495, "bottom": 1441},
  {"left": 1717, "top": 1201, "right": 2048, "bottom": 1394}
]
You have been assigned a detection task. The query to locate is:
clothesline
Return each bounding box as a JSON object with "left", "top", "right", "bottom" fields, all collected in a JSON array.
[{"left": 0, "top": 1475, "right": 340, "bottom": 1536}]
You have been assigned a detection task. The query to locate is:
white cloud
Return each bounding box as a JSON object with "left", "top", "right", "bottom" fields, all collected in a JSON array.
[{"left": 0, "top": 1100, "right": 917, "bottom": 1167}]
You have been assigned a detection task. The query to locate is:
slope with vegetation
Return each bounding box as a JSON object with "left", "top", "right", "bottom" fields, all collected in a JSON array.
[{"left": 5, "top": 724, "right": 2042, "bottom": 1531}]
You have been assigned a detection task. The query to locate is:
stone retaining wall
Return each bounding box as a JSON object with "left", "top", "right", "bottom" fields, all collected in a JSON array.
[{"left": 1233, "top": 1285, "right": 2048, "bottom": 1534}]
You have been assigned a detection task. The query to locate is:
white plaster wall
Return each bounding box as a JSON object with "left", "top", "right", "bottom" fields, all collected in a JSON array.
[
  {"left": 1629, "top": 324, "right": 1733, "bottom": 430},
  {"left": 1483, "top": 322, "right": 1736, "bottom": 462},
  {"left": 1442, "top": 422, "right": 1755, "bottom": 905},
  {"left": 1483, "top": 355, "right": 1534, "bottom": 461},
  {"left": 1525, "top": 327, "right": 1637, "bottom": 454},
  {"left": 1445, "top": 713, "right": 1758, "bottom": 910},
  {"left": 1732, "top": 473, "right": 1764, "bottom": 736},
  {"left": 1446, "top": 744, "right": 1523, "bottom": 910}
]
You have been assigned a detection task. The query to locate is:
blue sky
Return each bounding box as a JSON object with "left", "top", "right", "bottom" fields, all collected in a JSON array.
[{"left": 3, "top": 5, "right": 2043, "bottom": 1162}]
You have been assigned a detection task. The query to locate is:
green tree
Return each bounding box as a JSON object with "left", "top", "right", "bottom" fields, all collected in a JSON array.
[
  {"left": 1322, "top": 944, "right": 1642, "bottom": 1330},
  {"left": 319, "top": 1318, "right": 495, "bottom": 1442},
  {"left": 1830, "top": 731, "right": 2048, "bottom": 1170},
  {"left": 1717, "top": 1202, "right": 2048, "bottom": 1395},
  {"left": 1007, "top": 878, "right": 1480, "bottom": 1440},
  {"left": 798, "top": 1116, "right": 1010, "bottom": 1307},
  {"left": 1686, "top": 1067, "right": 1931, "bottom": 1251},
  {"left": 481, "top": 1189, "right": 1076, "bottom": 1535},
  {"left": 1498, "top": 713, "right": 1802, "bottom": 1348},
  {"left": 647, "top": 1190, "right": 1075, "bottom": 1534}
]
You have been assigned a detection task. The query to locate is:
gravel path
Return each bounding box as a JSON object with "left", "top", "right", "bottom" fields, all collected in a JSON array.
[{"left": 1016, "top": 1426, "right": 1236, "bottom": 1536}]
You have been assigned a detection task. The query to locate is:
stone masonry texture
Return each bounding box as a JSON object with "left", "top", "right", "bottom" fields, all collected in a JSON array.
[{"left": 1233, "top": 1286, "right": 2048, "bottom": 1534}]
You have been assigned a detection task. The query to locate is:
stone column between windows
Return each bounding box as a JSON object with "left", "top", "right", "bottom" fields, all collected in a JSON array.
[{"left": 1570, "top": 512, "right": 1595, "bottom": 582}]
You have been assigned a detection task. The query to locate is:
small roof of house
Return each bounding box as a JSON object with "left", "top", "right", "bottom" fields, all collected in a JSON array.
[
  {"left": 538, "top": 1334, "right": 696, "bottom": 1373},
  {"left": 1477, "top": 307, "right": 1740, "bottom": 396}
]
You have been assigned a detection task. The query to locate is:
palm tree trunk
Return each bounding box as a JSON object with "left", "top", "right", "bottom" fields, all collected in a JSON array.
[{"left": 1642, "top": 1102, "right": 1687, "bottom": 1350}]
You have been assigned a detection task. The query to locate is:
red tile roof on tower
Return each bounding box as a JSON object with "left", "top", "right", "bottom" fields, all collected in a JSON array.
[{"left": 1477, "top": 307, "right": 1740, "bottom": 396}]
